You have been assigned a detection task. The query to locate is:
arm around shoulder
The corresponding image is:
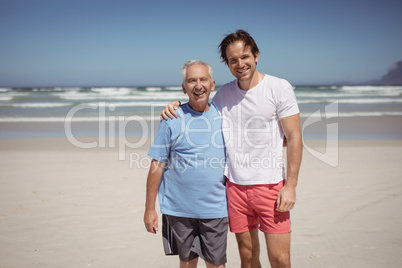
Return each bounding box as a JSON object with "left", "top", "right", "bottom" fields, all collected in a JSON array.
[{"left": 160, "top": 101, "right": 181, "bottom": 120}]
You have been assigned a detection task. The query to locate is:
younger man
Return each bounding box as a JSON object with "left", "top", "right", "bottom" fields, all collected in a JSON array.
[
  {"left": 144, "top": 60, "right": 228, "bottom": 268},
  {"left": 161, "top": 30, "right": 302, "bottom": 268}
]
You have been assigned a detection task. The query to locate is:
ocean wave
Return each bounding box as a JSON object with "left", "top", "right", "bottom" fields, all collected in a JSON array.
[
  {"left": 0, "top": 102, "right": 74, "bottom": 108},
  {"left": 0, "top": 91, "right": 31, "bottom": 97},
  {"left": 338, "top": 98, "right": 402, "bottom": 104},
  {"left": 295, "top": 91, "right": 402, "bottom": 98},
  {"left": 146, "top": 87, "right": 162, "bottom": 92},
  {"left": 32, "top": 87, "right": 78, "bottom": 92},
  {"left": 340, "top": 85, "right": 402, "bottom": 92},
  {"left": 300, "top": 111, "right": 402, "bottom": 118},
  {"left": 298, "top": 98, "right": 402, "bottom": 104},
  {"left": 90, "top": 87, "right": 132, "bottom": 95},
  {"left": 57, "top": 91, "right": 192, "bottom": 101},
  {"left": 0, "top": 115, "right": 160, "bottom": 122},
  {"left": 83, "top": 101, "right": 166, "bottom": 108},
  {"left": 317, "top": 86, "right": 340, "bottom": 90},
  {"left": 1, "top": 111, "right": 402, "bottom": 123},
  {"left": 165, "top": 86, "right": 182, "bottom": 91}
]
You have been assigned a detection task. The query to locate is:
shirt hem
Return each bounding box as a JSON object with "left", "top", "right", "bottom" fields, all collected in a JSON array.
[
  {"left": 161, "top": 209, "right": 228, "bottom": 219},
  {"left": 227, "top": 178, "right": 284, "bottom": 186}
]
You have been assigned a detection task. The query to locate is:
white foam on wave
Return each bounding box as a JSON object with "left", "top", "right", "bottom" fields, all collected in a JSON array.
[
  {"left": 165, "top": 86, "right": 182, "bottom": 91},
  {"left": 296, "top": 91, "right": 402, "bottom": 98},
  {"left": 340, "top": 85, "right": 402, "bottom": 92},
  {"left": 54, "top": 87, "right": 81, "bottom": 91},
  {"left": 316, "top": 86, "right": 340, "bottom": 90},
  {"left": 32, "top": 87, "right": 72, "bottom": 92},
  {"left": 53, "top": 91, "right": 96, "bottom": 99},
  {"left": 0, "top": 102, "right": 74, "bottom": 108},
  {"left": 296, "top": 92, "right": 350, "bottom": 98},
  {"left": 1, "top": 110, "right": 402, "bottom": 123},
  {"left": 338, "top": 98, "right": 402, "bottom": 104},
  {"left": 0, "top": 96, "right": 13, "bottom": 101},
  {"left": 137, "top": 90, "right": 216, "bottom": 99},
  {"left": 58, "top": 92, "right": 189, "bottom": 101},
  {"left": 298, "top": 98, "right": 402, "bottom": 104},
  {"left": 297, "top": 86, "right": 402, "bottom": 98},
  {"left": 300, "top": 111, "right": 402, "bottom": 118},
  {"left": 146, "top": 87, "right": 162, "bottom": 92},
  {"left": 0, "top": 91, "right": 30, "bottom": 97},
  {"left": 91, "top": 87, "right": 132, "bottom": 95},
  {"left": 0, "top": 115, "right": 160, "bottom": 123},
  {"left": 83, "top": 101, "right": 166, "bottom": 108}
]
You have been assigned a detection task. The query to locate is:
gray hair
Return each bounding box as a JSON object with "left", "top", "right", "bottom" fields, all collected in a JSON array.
[{"left": 181, "top": 60, "right": 213, "bottom": 82}]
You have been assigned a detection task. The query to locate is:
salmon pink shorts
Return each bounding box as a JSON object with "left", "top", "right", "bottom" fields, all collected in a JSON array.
[{"left": 226, "top": 178, "right": 291, "bottom": 234}]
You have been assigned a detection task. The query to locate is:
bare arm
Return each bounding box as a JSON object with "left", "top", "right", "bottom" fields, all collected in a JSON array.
[
  {"left": 277, "top": 113, "right": 302, "bottom": 212},
  {"left": 160, "top": 101, "right": 181, "bottom": 120},
  {"left": 144, "top": 159, "right": 166, "bottom": 234}
]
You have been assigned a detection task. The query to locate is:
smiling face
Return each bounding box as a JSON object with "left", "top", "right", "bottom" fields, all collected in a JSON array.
[
  {"left": 182, "top": 64, "right": 215, "bottom": 112},
  {"left": 226, "top": 41, "right": 260, "bottom": 89}
]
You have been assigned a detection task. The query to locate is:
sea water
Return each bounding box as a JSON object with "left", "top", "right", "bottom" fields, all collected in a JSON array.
[{"left": 0, "top": 85, "right": 401, "bottom": 139}]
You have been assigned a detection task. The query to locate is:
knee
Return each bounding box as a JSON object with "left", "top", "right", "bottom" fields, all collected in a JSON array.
[
  {"left": 269, "top": 252, "right": 290, "bottom": 268},
  {"left": 236, "top": 230, "right": 261, "bottom": 266},
  {"left": 238, "top": 241, "right": 259, "bottom": 259},
  {"left": 237, "top": 242, "right": 261, "bottom": 267}
]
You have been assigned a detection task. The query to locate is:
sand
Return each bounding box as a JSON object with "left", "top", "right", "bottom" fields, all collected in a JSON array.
[{"left": 0, "top": 137, "right": 401, "bottom": 267}]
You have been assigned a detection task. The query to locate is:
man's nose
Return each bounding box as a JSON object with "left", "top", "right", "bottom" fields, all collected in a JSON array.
[
  {"left": 237, "top": 58, "right": 244, "bottom": 67},
  {"left": 195, "top": 80, "right": 202, "bottom": 88}
]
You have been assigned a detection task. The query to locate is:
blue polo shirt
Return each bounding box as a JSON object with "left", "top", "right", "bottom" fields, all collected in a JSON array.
[{"left": 148, "top": 103, "right": 227, "bottom": 219}]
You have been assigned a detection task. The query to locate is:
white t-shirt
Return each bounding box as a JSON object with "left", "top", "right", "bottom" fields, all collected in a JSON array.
[{"left": 212, "top": 74, "right": 299, "bottom": 185}]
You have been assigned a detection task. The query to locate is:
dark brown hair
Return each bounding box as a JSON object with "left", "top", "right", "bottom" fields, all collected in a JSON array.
[{"left": 218, "top": 29, "right": 260, "bottom": 64}]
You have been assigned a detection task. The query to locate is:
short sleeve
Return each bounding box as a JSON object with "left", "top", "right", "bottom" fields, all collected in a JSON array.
[
  {"left": 147, "top": 119, "right": 171, "bottom": 163},
  {"left": 277, "top": 81, "right": 299, "bottom": 118}
]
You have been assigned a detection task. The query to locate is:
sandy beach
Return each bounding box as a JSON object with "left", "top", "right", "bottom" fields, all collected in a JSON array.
[{"left": 0, "top": 137, "right": 401, "bottom": 267}]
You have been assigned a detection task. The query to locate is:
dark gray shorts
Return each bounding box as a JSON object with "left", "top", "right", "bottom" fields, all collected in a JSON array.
[{"left": 162, "top": 214, "right": 228, "bottom": 265}]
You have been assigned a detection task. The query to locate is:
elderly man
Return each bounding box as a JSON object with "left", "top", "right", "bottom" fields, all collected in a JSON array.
[{"left": 144, "top": 60, "right": 228, "bottom": 268}]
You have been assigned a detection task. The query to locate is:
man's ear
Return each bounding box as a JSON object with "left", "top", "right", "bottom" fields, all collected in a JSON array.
[
  {"left": 211, "top": 80, "right": 216, "bottom": 92},
  {"left": 182, "top": 83, "right": 187, "bottom": 94},
  {"left": 255, "top": 52, "right": 259, "bottom": 63}
]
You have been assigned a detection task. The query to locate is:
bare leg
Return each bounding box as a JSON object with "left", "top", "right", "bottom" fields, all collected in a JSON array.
[
  {"left": 264, "top": 232, "right": 291, "bottom": 268},
  {"left": 180, "top": 257, "right": 198, "bottom": 268},
  {"left": 205, "top": 261, "right": 225, "bottom": 268},
  {"left": 235, "top": 229, "right": 261, "bottom": 268}
]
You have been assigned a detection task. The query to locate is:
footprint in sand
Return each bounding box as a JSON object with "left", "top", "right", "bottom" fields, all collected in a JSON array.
[{"left": 310, "top": 252, "right": 321, "bottom": 260}]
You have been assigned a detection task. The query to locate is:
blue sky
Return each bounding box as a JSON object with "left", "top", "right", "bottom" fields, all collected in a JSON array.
[{"left": 0, "top": 0, "right": 401, "bottom": 87}]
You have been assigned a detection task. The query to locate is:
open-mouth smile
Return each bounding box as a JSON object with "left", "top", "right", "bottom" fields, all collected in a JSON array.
[
  {"left": 194, "top": 91, "right": 206, "bottom": 96},
  {"left": 236, "top": 68, "right": 249, "bottom": 74}
]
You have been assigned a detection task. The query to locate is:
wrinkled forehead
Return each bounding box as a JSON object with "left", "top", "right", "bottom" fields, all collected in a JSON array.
[{"left": 185, "top": 64, "right": 211, "bottom": 80}]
